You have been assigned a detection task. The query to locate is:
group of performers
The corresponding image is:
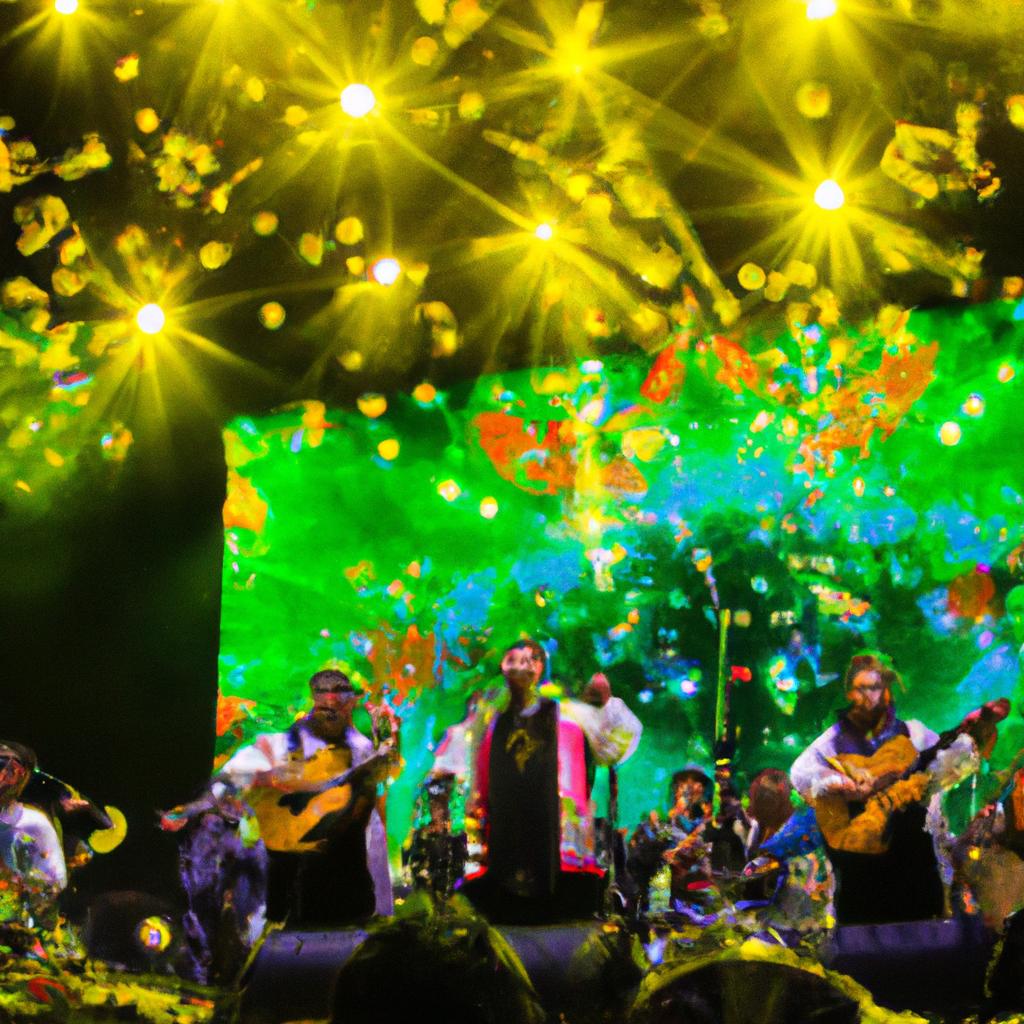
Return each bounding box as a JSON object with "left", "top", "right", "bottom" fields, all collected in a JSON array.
[{"left": 3, "top": 643, "right": 1022, "bottom": 985}]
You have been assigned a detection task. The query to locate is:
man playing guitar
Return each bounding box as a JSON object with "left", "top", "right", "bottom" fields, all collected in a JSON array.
[
  {"left": 163, "top": 669, "right": 393, "bottom": 927},
  {"left": 790, "top": 653, "right": 1001, "bottom": 926}
]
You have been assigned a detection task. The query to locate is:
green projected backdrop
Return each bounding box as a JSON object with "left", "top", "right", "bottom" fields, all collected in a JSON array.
[{"left": 219, "top": 302, "right": 1024, "bottom": 861}]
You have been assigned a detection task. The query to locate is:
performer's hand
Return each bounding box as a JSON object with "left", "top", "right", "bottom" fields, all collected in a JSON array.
[
  {"left": 58, "top": 794, "right": 92, "bottom": 815},
  {"left": 828, "top": 775, "right": 874, "bottom": 799},
  {"left": 743, "top": 855, "right": 781, "bottom": 878},
  {"left": 158, "top": 807, "right": 188, "bottom": 833},
  {"left": 846, "top": 764, "right": 874, "bottom": 787}
]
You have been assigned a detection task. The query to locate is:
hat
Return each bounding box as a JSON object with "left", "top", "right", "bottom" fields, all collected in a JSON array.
[{"left": 672, "top": 763, "right": 712, "bottom": 788}]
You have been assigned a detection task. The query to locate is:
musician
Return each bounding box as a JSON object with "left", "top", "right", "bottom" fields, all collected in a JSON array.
[
  {"left": 627, "top": 765, "right": 714, "bottom": 914},
  {"left": 163, "top": 669, "right": 392, "bottom": 927},
  {"left": 0, "top": 741, "right": 67, "bottom": 930},
  {"left": 790, "top": 653, "right": 986, "bottom": 925},
  {"left": 741, "top": 768, "right": 834, "bottom": 940},
  {"left": 404, "top": 773, "right": 468, "bottom": 899},
  {"left": 461, "top": 641, "right": 642, "bottom": 923}
]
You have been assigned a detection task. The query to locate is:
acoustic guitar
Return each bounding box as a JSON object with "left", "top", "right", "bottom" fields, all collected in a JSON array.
[
  {"left": 246, "top": 748, "right": 390, "bottom": 854},
  {"left": 813, "top": 697, "right": 1009, "bottom": 855}
]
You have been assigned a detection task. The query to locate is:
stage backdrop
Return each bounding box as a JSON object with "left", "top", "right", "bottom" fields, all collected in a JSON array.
[{"left": 218, "top": 301, "right": 1024, "bottom": 861}]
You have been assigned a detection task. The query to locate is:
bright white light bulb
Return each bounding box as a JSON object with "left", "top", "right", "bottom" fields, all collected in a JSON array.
[
  {"left": 54, "top": 0, "right": 78, "bottom": 13},
  {"left": 371, "top": 258, "right": 401, "bottom": 286},
  {"left": 813, "top": 178, "right": 845, "bottom": 210},
  {"left": 136, "top": 303, "right": 166, "bottom": 335},
  {"left": 534, "top": 222, "right": 554, "bottom": 241},
  {"left": 340, "top": 84, "right": 376, "bottom": 118},
  {"left": 806, "top": 0, "right": 838, "bottom": 19}
]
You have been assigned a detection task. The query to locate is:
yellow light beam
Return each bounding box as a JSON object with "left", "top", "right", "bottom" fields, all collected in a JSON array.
[{"left": 374, "top": 115, "right": 535, "bottom": 232}]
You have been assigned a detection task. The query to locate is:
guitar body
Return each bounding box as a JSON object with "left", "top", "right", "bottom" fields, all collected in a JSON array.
[
  {"left": 813, "top": 735, "right": 930, "bottom": 855},
  {"left": 246, "top": 746, "right": 354, "bottom": 854}
]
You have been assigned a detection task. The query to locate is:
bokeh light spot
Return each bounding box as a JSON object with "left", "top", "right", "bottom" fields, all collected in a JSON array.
[
  {"left": 371, "top": 258, "right": 401, "bottom": 286},
  {"left": 259, "top": 302, "right": 286, "bottom": 330},
  {"left": 795, "top": 81, "right": 831, "bottom": 119},
  {"left": 252, "top": 211, "right": 279, "bottom": 236},
  {"left": 738, "top": 262, "right": 766, "bottom": 290},
  {"left": 412, "top": 382, "right": 437, "bottom": 404},
  {"left": 135, "top": 108, "right": 160, "bottom": 134},
  {"left": 437, "top": 479, "right": 461, "bottom": 502},
  {"left": 377, "top": 439, "right": 400, "bottom": 460},
  {"left": 938, "top": 421, "right": 962, "bottom": 446},
  {"left": 962, "top": 393, "right": 985, "bottom": 417},
  {"left": 357, "top": 393, "right": 387, "bottom": 418},
  {"left": 1007, "top": 96, "right": 1024, "bottom": 130}
]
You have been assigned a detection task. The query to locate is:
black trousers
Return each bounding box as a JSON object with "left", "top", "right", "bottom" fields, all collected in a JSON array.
[
  {"left": 266, "top": 833, "right": 375, "bottom": 927},
  {"left": 827, "top": 804, "right": 944, "bottom": 926}
]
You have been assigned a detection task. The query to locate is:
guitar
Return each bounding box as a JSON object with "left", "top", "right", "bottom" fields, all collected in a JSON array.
[
  {"left": 813, "top": 697, "right": 1009, "bottom": 855},
  {"left": 246, "top": 748, "right": 391, "bottom": 853}
]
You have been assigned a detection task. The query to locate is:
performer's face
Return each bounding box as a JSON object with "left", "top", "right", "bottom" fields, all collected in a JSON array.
[
  {"left": 501, "top": 646, "right": 542, "bottom": 690},
  {"left": 0, "top": 752, "right": 29, "bottom": 806},
  {"left": 673, "top": 776, "right": 705, "bottom": 811},
  {"left": 847, "top": 669, "right": 887, "bottom": 713},
  {"left": 309, "top": 678, "right": 358, "bottom": 738}
]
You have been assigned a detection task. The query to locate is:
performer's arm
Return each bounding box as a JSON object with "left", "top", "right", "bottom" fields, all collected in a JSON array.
[
  {"left": 19, "top": 809, "right": 68, "bottom": 891},
  {"left": 907, "top": 720, "right": 980, "bottom": 795},
  {"left": 790, "top": 731, "right": 867, "bottom": 801},
  {"left": 562, "top": 695, "right": 643, "bottom": 767},
  {"left": 159, "top": 740, "right": 275, "bottom": 831}
]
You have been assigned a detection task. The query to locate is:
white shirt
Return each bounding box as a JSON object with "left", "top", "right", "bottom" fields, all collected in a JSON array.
[
  {"left": 0, "top": 801, "right": 67, "bottom": 890},
  {"left": 216, "top": 722, "right": 393, "bottom": 915},
  {"left": 790, "top": 718, "right": 977, "bottom": 801}
]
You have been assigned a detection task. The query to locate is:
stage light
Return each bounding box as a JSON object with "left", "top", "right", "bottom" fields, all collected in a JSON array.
[
  {"left": 136, "top": 916, "right": 173, "bottom": 952},
  {"left": 938, "top": 421, "right": 962, "bottom": 446},
  {"left": 806, "top": 0, "right": 838, "bottom": 19},
  {"left": 377, "top": 439, "right": 400, "bottom": 460},
  {"left": 813, "top": 179, "right": 845, "bottom": 210},
  {"left": 479, "top": 497, "right": 499, "bottom": 519},
  {"left": 135, "top": 303, "right": 166, "bottom": 335},
  {"left": 340, "top": 84, "right": 376, "bottom": 118},
  {"left": 371, "top": 258, "right": 401, "bottom": 285},
  {"left": 534, "top": 222, "right": 554, "bottom": 241},
  {"left": 998, "top": 363, "right": 1016, "bottom": 383},
  {"left": 54, "top": 0, "right": 78, "bottom": 14}
]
